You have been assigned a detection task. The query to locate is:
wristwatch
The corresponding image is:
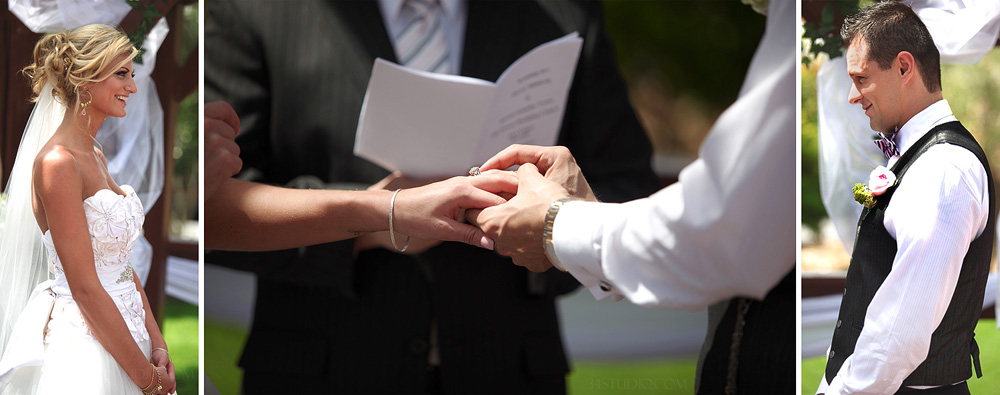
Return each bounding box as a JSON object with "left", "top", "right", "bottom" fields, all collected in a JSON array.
[{"left": 543, "top": 198, "right": 572, "bottom": 272}]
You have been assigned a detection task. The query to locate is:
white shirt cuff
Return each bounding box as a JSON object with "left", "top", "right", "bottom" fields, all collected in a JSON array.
[{"left": 551, "top": 200, "right": 622, "bottom": 301}]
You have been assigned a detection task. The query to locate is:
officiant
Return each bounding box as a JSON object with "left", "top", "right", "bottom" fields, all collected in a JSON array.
[{"left": 203, "top": 0, "right": 659, "bottom": 393}]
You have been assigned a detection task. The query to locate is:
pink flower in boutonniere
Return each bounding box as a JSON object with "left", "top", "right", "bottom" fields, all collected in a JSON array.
[
  {"left": 867, "top": 166, "right": 896, "bottom": 196},
  {"left": 853, "top": 166, "right": 897, "bottom": 209}
]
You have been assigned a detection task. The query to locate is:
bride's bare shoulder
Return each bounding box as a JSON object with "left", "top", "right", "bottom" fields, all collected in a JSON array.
[{"left": 32, "top": 144, "right": 84, "bottom": 196}]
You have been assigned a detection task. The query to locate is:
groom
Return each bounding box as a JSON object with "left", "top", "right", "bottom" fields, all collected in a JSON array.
[{"left": 820, "top": 2, "right": 995, "bottom": 394}]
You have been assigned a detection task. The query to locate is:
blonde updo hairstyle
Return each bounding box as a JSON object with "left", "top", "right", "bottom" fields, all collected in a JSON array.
[{"left": 22, "top": 24, "right": 138, "bottom": 107}]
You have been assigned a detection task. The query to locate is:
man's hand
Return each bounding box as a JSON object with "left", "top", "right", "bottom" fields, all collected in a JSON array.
[
  {"left": 467, "top": 163, "right": 571, "bottom": 271},
  {"left": 204, "top": 101, "right": 242, "bottom": 201},
  {"left": 480, "top": 144, "right": 597, "bottom": 202}
]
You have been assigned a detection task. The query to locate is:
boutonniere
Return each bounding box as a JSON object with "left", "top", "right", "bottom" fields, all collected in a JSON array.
[{"left": 853, "top": 166, "right": 896, "bottom": 209}]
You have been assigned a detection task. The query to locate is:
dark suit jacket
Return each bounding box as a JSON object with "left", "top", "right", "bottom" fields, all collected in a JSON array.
[{"left": 205, "top": 1, "right": 660, "bottom": 393}]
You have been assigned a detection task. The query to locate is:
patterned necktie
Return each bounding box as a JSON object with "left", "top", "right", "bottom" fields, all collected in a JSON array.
[
  {"left": 395, "top": 0, "right": 451, "bottom": 74},
  {"left": 874, "top": 127, "right": 900, "bottom": 158}
]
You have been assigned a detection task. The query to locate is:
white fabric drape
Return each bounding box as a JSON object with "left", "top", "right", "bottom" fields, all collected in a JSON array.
[
  {"left": 906, "top": 0, "right": 1000, "bottom": 64},
  {"left": 97, "top": 18, "right": 169, "bottom": 283},
  {"left": 8, "top": 0, "right": 130, "bottom": 33}
]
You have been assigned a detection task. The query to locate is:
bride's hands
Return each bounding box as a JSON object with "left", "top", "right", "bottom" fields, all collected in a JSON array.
[
  {"left": 151, "top": 350, "right": 176, "bottom": 394},
  {"left": 391, "top": 170, "right": 518, "bottom": 249},
  {"left": 356, "top": 173, "right": 446, "bottom": 254},
  {"left": 140, "top": 365, "right": 174, "bottom": 394},
  {"left": 156, "top": 364, "right": 175, "bottom": 394}
]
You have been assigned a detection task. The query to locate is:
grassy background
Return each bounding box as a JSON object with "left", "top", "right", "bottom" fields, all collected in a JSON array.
[
  {"left": 163, "top": 297, "right": 199, "bottom": 395},
  {"left": 205, "top": 319, "right": 698, "bottom": 395},
  {"left": 801, "top": 319, "right": 999, "bottom": 394}
]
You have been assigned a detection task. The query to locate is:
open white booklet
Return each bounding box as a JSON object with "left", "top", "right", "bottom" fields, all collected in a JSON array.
[{"left": 354, "top": 32, "right": 583, "bottom": 179}]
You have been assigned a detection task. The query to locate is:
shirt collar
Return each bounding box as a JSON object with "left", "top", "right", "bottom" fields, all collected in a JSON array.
[
  {"left": 380, "top": 0, "right": 460, "bottom": 21},
  {"left": 895, "top": 99, "right": 957, "bottom": 156}
]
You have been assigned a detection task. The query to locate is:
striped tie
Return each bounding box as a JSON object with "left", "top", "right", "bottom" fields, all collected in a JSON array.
[
  {"left": 874, "top": 128, "right": 899, "bottom": 159},
  {"left": 395, "top": 0, "right": 451, "bottom": 74}
]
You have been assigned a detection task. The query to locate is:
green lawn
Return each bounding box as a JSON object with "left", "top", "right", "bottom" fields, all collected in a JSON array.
[
  {"left": 204, "top": 319, "right": 248, "bottom": 395},
  {"left": 569, "top": 358, "right": 698, "bottom": 394},
  {"left": 205, "top": 318, "right": 698, "bottom": 394},
  {"left": 802, "top": 319, "right": 999, "bottom": 394},
  {"left": 163, "top": 297, "right": 199, "bottom": 395}
]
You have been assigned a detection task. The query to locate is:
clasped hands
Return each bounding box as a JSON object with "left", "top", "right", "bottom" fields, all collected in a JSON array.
[
  {"left": 149, "top": 348, "right": 176, "bottom": 394},
  {"left": 204, "top": 101, "right": 595, "bottom": 268},
  {"left": 372, "top": 144, "right": 597, "bottom": 272}
]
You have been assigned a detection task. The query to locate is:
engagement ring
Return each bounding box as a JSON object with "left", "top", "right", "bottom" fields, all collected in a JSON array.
[{"left": 469, "top": 167, "right": 482, "bottom": 177}]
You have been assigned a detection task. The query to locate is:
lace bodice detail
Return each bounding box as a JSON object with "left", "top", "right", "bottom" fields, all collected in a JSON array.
[
  {"left": 42, "top": 186, "right": 145, "bottom": 273},
  {"left": 39, "top": 185, "right": 147, "bottom": 343}
]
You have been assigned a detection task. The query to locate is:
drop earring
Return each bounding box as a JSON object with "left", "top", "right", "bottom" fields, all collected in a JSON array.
[{"left": 80, "top": 91, "right": 92, "bottom": 116}]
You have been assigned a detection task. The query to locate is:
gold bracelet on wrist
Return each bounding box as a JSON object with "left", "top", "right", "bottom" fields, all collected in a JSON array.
[
  {"left": 543, "top": 198, "right": 572, "bottom": 272},
  {"left": 141, "top": 363, "right": 162, "bottom": 395},
  {"left": 141, "top": 363, "right": 155, "bottom": 392}
]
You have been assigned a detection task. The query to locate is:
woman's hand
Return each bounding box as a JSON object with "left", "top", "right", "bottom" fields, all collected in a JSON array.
[
  {"left": 150, "top": 349, "right": 176, "bottom": 394},
  {"left": 355, "top": 172, "right": 447, "bottom": 254},
  {"left": 204, "top": 101, "right": 242, "bottom": 201},
  {"left": 154, "top": 364, "right": 174, "bottom": 394},
  {"left": 392, "top": 170, "right": 518, "bottom": 249}
]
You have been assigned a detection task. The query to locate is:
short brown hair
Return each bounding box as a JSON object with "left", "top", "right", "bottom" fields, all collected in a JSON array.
[{"left": 841, "top": 1, "right": 941, "bottom": 92}]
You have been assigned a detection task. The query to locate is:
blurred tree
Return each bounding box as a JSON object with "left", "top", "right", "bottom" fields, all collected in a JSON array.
[
  {"left": 604, "top": 0, "right": 763, "bottom": 109},
  {"left": 603, "top": 0, "right": 764, "bottom": 155},
  {"left": 941, "top": 50, "right": 1000, "bottom": 196},
  {"left": 169, "top": 3, "right": 198, "bottom": 239},
  {"left": 801, "top": 62, "right": 824, "bottom": 235}
]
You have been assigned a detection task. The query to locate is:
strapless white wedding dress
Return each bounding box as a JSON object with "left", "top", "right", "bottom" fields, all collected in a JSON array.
[{"left": 0, "top": 186, "right": 150, "bottom": 394}]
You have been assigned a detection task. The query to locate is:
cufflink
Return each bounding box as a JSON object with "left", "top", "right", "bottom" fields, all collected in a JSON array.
[{"left": 599, "top": 281, "right": 612, "bottom": 292}]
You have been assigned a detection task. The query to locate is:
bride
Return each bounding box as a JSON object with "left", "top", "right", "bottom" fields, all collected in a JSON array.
[{"left": 0, "top": 25, "right": 175, "bottom": 394}]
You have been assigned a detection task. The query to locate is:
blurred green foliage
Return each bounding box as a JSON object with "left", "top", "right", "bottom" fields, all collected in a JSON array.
[
  {"left": 125, "top": 0, "right": 167, "bottom": 64},
  {"left": 180, "top": 4, "right": 198, "bottom": 64},
  {"left": 801, "top": 63, "right": 825, "bottom": 234},
  {"left": 604, "top": 0, "right": 765, "bottom": 110},
  {"left": 941, "top": 50, "right": 1000, "bottom": 180},
  {"left": 170, "top": 3, "right": 198, "bottom": 238},
  {"left": 801, "top": 0, "right": 862, "bottom": 66}
]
